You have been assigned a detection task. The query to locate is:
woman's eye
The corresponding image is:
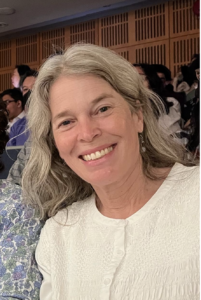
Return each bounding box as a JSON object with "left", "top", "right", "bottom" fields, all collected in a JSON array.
[
  {"left": 98, "top": 106, "right": 110, "bottom": 113},
  {"left": 59, "top": 120, "right": 71, "bottom": 127}
]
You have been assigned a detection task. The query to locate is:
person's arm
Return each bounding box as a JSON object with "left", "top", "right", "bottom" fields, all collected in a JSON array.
[
  {"left": 7, "top": 138, "right": 31, "bottom": 185},
  {"left": 0, "top": 184, "right": 43, "bottom": 299},
  {"left": 6, "top": 124, "right": 16, "bottom": 146},
  {"left": 35, "top": 225, "right": 52, "bottom": 300}
]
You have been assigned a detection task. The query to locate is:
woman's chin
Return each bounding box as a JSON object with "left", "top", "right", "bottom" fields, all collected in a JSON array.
[{"left": 84, "top": 171, "right": 116, "bottom": 188}]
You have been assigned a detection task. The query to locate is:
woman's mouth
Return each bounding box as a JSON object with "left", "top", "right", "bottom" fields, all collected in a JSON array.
[{"left": 80, "top": 144, "right": 116, "bottom": 162}]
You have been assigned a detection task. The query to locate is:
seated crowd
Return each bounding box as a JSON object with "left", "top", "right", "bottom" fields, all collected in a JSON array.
[{"left": 0, "top": 45, "right": 199, "bottom": 300}]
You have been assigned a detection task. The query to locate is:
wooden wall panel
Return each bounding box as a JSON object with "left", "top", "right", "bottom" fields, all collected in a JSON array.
[
  {"left": 16, "top": 34, "right": 39, "bottom": 66},
  {"left": 99, "top": 13, "right": 129, "bottom": 48},
  {"left": 0, "top": 71, "right": 12, "bottom": 92},
  {"left": 134, "top": 3, "right": 169, "bottom": 43},
  {"left": 40, "top": 28, "right": 65, "bottom": 62},
  {"left": 114, "top": 46, "right": 136, "bottom": 63},
  {"left": 169, "top": 0, "right": 199, "bottom": 37},
  {"left": 69, "top": 20, "right": 97, "bottom": 45},
  {"left": 0, "top": 41, "right": 12, "bottom": 69},
  {"left": 170, "top": 33, "right": 200, "bottom": 76},
  {"left": 134, "top": 40, "right": 169, "bottom": 66},
  {"left": 116, "top": 50, "right": 129, "bottom": 61}
]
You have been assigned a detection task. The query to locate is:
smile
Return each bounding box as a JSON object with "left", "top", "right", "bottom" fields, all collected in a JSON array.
[{"left": 82, "top": 145, "right": 115, "bottom": 161}]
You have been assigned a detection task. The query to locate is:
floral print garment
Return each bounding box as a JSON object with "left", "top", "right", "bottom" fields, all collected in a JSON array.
[{"left": 0, "top": 180, "right": 43, "bottom": 300}]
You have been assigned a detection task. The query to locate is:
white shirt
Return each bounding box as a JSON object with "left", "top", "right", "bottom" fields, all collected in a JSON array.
[
  {"left": 7, "top": 111, "right": 25, "bottom": 133},
  {"left": 36, "top": 163, "right": 199, "bottom": 300}
]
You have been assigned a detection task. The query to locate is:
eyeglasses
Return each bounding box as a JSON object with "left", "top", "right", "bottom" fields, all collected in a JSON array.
[{"left": 3, "top": 100, "right": 15, "bottom": 106}]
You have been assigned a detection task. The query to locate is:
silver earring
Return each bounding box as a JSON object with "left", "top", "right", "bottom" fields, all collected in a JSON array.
[{"left": 139, "top": 133, "right": 146, "bottom": 153}]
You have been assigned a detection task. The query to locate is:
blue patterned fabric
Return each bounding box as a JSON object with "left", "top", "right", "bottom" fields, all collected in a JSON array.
[{"left": 0, "top": 180, "right": 43, "bottom": 299}]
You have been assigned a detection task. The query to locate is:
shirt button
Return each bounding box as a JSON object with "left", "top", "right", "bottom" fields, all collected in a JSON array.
[{"left": 104, "top": 278, "right": 112, "bottom": 285}]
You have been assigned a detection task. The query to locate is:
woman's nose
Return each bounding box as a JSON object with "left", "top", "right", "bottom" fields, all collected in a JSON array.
[{"left": 77, "top": 117, "right": 101, "bottom": 142}]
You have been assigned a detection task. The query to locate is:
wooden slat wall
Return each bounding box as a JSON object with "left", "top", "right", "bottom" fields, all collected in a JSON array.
[
  {"left": 0, "top": 0, "right": 199, "bottom": 92},
  {"left": 69, "top": 21, "right": 97, "bottom": 45},
  {"left": 170, "top": 33, "right": 200, "bottom": 75},
  {"left": 40, "top": 28, "right": 65, "bottom": 62},
  {"left": 100, "top": 13, "right": 129, "bottom": 48},
  {"left": 134, "top": 3, "right": 168, "bottom": 43}
]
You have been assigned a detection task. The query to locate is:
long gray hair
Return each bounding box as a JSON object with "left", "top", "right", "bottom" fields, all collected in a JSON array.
[{"left": 22, "top": 43, "right": 189, "bottom": 219}]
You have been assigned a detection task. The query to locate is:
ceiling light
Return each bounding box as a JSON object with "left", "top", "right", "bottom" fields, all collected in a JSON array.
[
  {"left": 0, "top": 7, "right": 15, "bottom": 15},
  {"left": 0, "top": 22, "right": 8, "bottom": 27}
]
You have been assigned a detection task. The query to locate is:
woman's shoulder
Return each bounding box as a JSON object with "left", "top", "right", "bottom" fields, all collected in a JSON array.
[
  {"left": 45, "top": 194, "right": 95, "bottom": 228},
  {"left": 172, "top": 163, "right": 199, "bottom": 180},
  {"left": 168, "top": 163, "right": 199, "bottom": 201}
]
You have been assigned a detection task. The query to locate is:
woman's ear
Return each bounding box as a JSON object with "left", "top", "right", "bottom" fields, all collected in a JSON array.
[
  {"left": 136, "top": 108, "right": 144, "bottom": 133},
  {"left": 134, "top": 100, "right": 144, "bottom": 133}
]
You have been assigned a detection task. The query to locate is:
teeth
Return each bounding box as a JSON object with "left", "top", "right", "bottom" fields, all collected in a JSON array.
[{"left": 82, "top": 146, "right": 113, "bottom": 161}]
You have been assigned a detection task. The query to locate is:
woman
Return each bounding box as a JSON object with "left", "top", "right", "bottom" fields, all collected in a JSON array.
[
  {"left": 23, "top": 44, "right": 199, "bottom": 300},
  {"left": 0, "top": 100, "right": 43, "bottom": 299}
]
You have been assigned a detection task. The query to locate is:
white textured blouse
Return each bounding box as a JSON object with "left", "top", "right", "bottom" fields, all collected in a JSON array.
[{"left": 36, "top": 163, "right": 200, "bottom": 300}]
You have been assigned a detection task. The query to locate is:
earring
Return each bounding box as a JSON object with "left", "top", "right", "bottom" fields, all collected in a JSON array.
[{"left": 139, "top": 133, "right": 146, "bottom": 153}]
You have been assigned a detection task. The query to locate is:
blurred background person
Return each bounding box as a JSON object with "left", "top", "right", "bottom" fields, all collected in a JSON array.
[
  {"left": 0, "top": 101, "right": 9, "bottom": 171},
  {"left": 173, "top": 65, "right": 196, "bottom": 93},
  {"left": 20, "top": 69, "right": 38, "bottom": 96},
  {"left": 7, "top": 70, "right": 38, "bottom": 146},
  {"left": 0, "top": 99, "right": 43, "bottom": 299},
  {"left": 0, "top": 88, "right": 25, "bottom": 133},
  {"left": 11, "top": 64, "right": 31, "bottom": 88}
]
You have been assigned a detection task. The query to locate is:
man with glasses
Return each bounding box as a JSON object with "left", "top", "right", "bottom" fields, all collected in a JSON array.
[
  {"left": 0, "top": 88, "right": 24, "bottom": 133},
  {"left": 6, "top": 70, "right": 38, "bottom": 147}
]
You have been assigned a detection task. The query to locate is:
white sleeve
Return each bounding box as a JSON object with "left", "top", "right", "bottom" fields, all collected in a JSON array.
[{"left": 35, "top": 225, "right": 53, "bottom": 300}]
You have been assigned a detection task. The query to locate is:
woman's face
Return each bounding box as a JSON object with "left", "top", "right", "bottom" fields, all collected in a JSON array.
[
  {"left": 49, "top": 75, "right": 143, "bottom": 187},
  {"left": 11, "top": 68, "right": 20, "bottom": 88}
]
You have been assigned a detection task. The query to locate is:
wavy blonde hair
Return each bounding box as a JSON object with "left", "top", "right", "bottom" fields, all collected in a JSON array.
[{"left": 22, "top": 43, "right": 189, "bottom": 219}]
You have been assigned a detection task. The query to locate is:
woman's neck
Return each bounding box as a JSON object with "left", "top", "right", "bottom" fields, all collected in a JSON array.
[{"left": 94, "top": 166, "right": 171, "bottom": 219}]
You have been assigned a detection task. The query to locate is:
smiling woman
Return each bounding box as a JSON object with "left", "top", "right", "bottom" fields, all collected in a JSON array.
[{"left": 22, "top": 44, "right": 199, "bottom": 300}]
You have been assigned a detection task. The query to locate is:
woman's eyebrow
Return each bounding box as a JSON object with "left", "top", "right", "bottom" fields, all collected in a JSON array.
[{"left": 91, "top": 93, "right": 114, "bottom": 105}]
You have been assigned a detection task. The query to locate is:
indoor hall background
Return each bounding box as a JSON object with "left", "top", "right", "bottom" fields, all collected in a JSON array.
[{"left": 0, "top": 0, "right": 199, "bottom": 92}]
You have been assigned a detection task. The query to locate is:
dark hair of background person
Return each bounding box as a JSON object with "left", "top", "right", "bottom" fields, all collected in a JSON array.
[
  {"left": 187, "top": 83, "right": 200, "bottom": 153},
  {"left": 180, "top": 65, "right": 196, "bottom": 87},
  {"left": 189, "top": 55, "right": 200, "bottom": 74},
  {"left": 0, "top": 88, "right": 25, "bottom": 110},
  {"left": 15, "top": 64, "right": 31, "bottom": 76},
  {"left": 191, "top": 53, "right": 199, "bottom": 62},
  {"left": 152, "top": 64, "right": 188, "bottom": 110},
  {"left": 152, "top": 64, "right": 172, "bottom": 81},
  {"left": 0, "top": 101, "right": 9, "bottom": 172},
  {"left": 19, "top": 69, "right": 39, "bottom": 89},
  {"left": 133, "top": 63, "right": 173, "bottom": 115}
]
